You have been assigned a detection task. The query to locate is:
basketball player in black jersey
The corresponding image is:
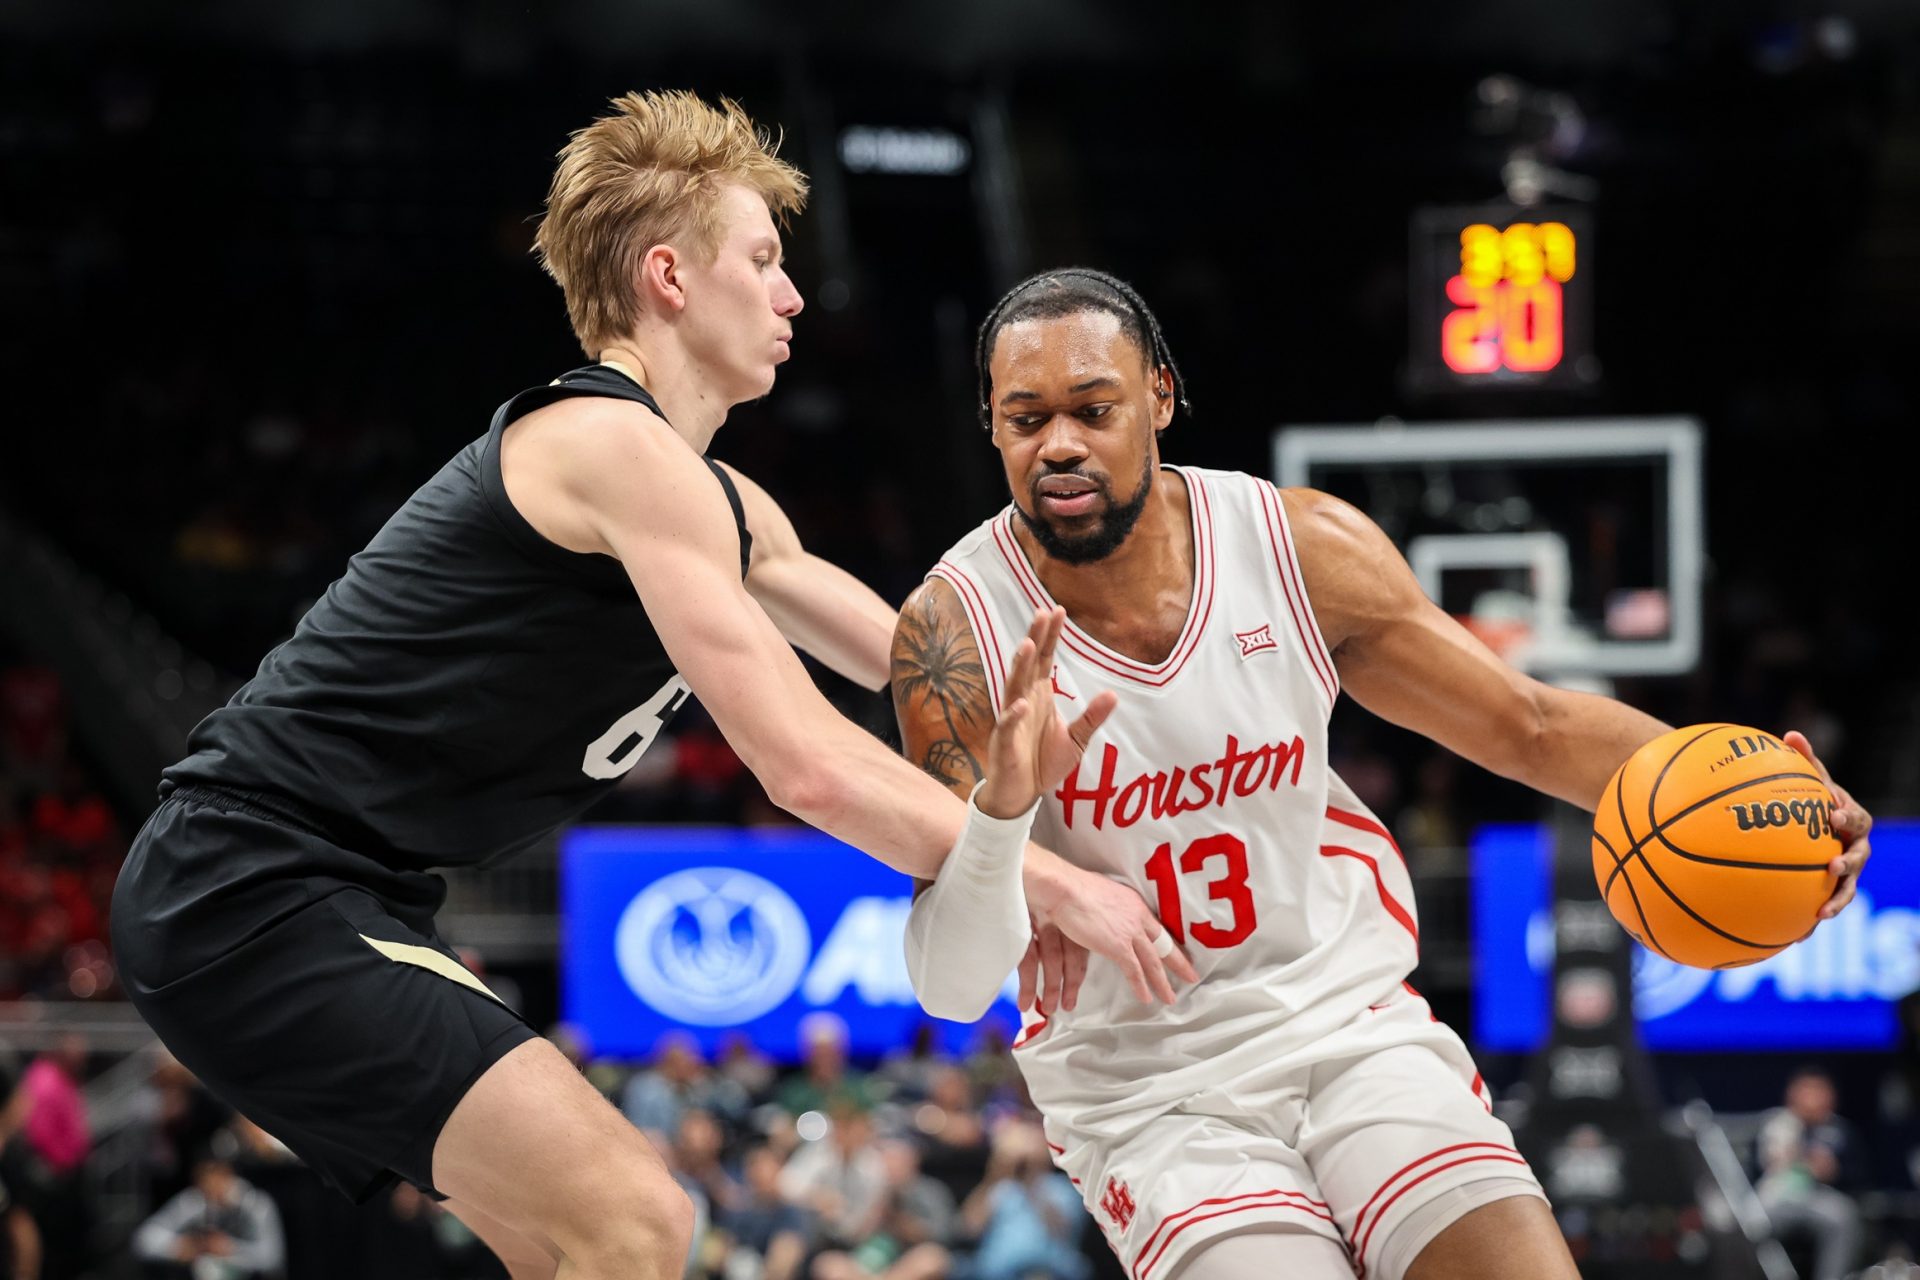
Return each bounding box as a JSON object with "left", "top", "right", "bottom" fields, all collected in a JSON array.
[{"left": 109, "top": 92, "right": 1191, "bottom": 1280}]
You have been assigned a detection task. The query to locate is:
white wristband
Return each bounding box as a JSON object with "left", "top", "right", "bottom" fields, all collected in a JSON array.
[
  {"left": 959, "top": 782, "right": 1043, "bottom": 854},
  {"left": 903, "top": 784, "right": 1040, "bottom": 1022}
]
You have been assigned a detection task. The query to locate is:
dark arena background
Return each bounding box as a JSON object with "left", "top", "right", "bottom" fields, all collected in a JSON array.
[{"left": 3, "top": 2, "right": 1919, "bottom": 1277}]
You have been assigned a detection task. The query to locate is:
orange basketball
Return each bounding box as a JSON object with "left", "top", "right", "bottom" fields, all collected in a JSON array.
[{"left": 1592, "top": 723, "right": 1839, "bottom": 970}]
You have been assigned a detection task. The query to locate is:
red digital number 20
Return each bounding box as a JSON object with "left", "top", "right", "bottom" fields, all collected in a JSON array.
[{"left": 1144, "top": 833, "right": 1256, "bottom": 948}]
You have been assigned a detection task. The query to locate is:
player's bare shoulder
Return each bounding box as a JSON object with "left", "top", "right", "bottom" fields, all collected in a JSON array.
[
  {"left": 1276, "top": 485, "right": 1426, "bottom": 654},
  {"left": 890, "top": 578, "right": 992, "bottom": 794},
  {"left": 501, "top": 393, "right": 704, "bottom": 559}
]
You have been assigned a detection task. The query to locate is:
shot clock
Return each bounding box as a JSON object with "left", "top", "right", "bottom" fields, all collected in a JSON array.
[{"left": 1409, "top": 205, "right": 1595, "bottom": 392}]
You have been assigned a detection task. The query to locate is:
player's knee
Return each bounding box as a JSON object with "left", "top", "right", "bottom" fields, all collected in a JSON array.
[
  {"left": 556, "top": 1166, "right": 694, "bottom": 1274},
  {"left": 625, "top": 1182, "right": 696, "bottom": 1274},
  {"left": 657, "top": 1181, "right": 698, "bottom": 1252}
]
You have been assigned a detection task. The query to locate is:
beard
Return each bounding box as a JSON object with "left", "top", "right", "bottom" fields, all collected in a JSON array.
[{"left": 1013, "top": 453, "right": 1155, "bottom": 565}]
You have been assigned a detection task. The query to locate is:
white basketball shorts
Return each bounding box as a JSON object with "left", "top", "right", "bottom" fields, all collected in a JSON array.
[{"left": 1042, "top": 983, "right": 1547, "bottom": 1280}]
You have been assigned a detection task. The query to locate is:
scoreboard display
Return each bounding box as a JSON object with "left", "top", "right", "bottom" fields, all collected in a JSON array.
[{"left": 1410, "top": 205, "right": 1595, "bottom": 391}]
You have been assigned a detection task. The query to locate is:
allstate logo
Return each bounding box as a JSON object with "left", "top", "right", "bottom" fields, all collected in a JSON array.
[{"left": 615, "top": 868, "right": 812, "bottom": 1025}]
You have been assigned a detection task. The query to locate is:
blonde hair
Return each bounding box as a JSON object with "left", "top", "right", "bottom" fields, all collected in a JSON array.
[{"left": 534, "top": 90, "right": 809, "bottom": 356}]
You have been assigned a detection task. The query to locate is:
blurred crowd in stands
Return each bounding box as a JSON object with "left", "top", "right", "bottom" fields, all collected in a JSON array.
[
  {"left": 0, "top": 661, "right": 119, "bottom": 1005},
  {"left": 0, "top": 1011, "right": 1100, "bottom": 1280},
  {"left": 0, "top": 1015, "right": 1917, "bottom": 1278}
]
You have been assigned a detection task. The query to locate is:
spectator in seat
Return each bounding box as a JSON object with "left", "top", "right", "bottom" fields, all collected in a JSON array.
[
  {"left": 1757, "top": 1066, "right": 1864, "bottom": 1280},
  {"left": 625, "top": 1032, "right": 751, "bottom": 1146},
  {"left": 719, "top": 1144, "right": 811, "bottom": 1280},
  {"left": 811, "top": 1138, "right": 955, "bottom": 1280},
  {"left": 877, "top": 1024, "right": 946, "bottom": 1104},
  {"left": 673, "top": 1107, "right": 743, "bottom": 1221},
  {"left": 780, "top": 1104, "right": 888, "bottom": 1251},
  {"left": 951, "top": 1123, "right": 1085, "bottom": 1280},
  {"left": 132, "top": 1151, "right": 285, "bottom": 1279},
  {"left": 16, "top": 1035, "right": 90, "bottom": 1276},
  {"left": 716, "top": 1033, "right": 778, "bottom": 1104},
  {"left": 135, "top": 1053, "right": 231, "bottom": 1208},
  {"left": 778, "top": 1015, "right": 876, "bottom": 1119},
  {"left": 18, "top": 1038, "right": 88, "bottom": 1180},
  {"left": 0, "top": 1067, "right": 42, "bottom": 1280},
  {"left": 911, "top": 1067, "right": 988, "bottom": 1208}
]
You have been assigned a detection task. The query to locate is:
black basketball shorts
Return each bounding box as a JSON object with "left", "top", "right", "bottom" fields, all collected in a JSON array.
[{"left": 110, "top": 788, "right": 537, "bottom": 1202}]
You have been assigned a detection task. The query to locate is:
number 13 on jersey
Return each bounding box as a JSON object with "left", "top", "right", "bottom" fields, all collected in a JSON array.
[{"left": 1145, "top": 834, "right": 1257, "bottom": 948}]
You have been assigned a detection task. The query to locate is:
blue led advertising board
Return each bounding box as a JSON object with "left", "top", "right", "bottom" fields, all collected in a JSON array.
[
  {"left": 565, "top": 820, "right": 1919, "bottom": 1060},
  {"left": 1473, "top": 820, "right": 1920, "bottom": 1051},
  {"left": 562, "top": 826, "right": 1020, "bottom": 1061}
]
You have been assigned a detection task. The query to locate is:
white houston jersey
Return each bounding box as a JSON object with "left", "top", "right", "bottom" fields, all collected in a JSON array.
[{"left": 930, "top": 467, "right": 1418, "bottom": 1143}]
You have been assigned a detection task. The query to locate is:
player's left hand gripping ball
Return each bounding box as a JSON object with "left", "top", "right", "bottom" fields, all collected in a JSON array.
[{"left": 1784, "top": 730, "right": 1873, "bottom": 920}]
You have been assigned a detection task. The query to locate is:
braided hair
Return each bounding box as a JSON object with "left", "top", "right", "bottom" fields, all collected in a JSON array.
[{"left": 973, "top": 267, "right": 1190, "bottom": 430}]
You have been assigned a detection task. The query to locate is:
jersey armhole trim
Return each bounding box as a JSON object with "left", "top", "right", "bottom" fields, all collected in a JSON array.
[
  {"left": 478, "top": 374, "right": 688, "bottom": 584},
  {"left": 702, "top": 460, "right": 755, "bottom": 582},
  {"left": 478, "top": 406, "right": 625, "bottom": 582},
  {"left": 928, "top": 563, "right": 1005, "bottom": 714},
  {"left": 1257, "top": 481, "right": 1340, "bottom": 714}
]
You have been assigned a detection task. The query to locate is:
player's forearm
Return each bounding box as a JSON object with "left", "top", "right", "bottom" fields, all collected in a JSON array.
[
  {"left": 652, "top": 592, "right": 962, "bottom": 877},
  {"left": 756, "top": 554, "right": 895, "bottom": 691},
  {"left": 768, "top": 711, "right": 976, "bottom": 879},
  {"left": 1516, "top": 684, "right": 1670, "bottom": 811},
  {"left": 785, "top": 722, "right": 1090, "bottom": 898},
  {"left": 711, "top": 635, "right": 1066, "bottom": 888},
  {"left": 1019, "top": 844, "right": 1077, "bottom": 918}
]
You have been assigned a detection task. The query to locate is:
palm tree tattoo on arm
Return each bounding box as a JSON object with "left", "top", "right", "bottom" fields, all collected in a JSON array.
[{"left": 891, "top": 592, "right": 989, "bottom": 789}]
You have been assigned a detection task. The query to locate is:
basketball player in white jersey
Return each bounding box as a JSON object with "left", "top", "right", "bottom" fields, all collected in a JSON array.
[{"left": 890, "top": 268, "right": 1874, "bottom": 1279}]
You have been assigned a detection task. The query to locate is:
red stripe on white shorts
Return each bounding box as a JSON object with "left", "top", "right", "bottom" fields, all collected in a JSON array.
[
  {"left": 1348, "top": 1144, "right": 1527, "bottom": 1277},
  {"left": 1133, "top": 1188, "right": 1338, "bottom": 1280}
]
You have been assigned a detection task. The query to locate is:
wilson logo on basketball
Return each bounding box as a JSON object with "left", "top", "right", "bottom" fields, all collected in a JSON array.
[
  {"left": 1100, "top": 1178, "right": 1137, "bottom": 1231},
  {"left": 1055, "top": 735, "right": 1307, "bottom": 830},
  {"left": 1727, "top": 797, "right": 1832, "bottom": 840}
]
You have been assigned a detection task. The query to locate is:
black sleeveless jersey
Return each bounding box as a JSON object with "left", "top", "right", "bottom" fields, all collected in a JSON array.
[{"left": 161, "top": 364, "right": 751, "bottom": 867}]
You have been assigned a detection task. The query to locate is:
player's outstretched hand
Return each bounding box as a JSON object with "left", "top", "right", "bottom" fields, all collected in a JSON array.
[
  {"left": 1784, "top": 730, "right": 1872, "bottom": 920},
  {"left": 977, "top": 607, "right": 1117, "bottom": 819}
]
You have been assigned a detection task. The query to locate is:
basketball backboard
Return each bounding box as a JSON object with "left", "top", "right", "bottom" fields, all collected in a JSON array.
[{"left": 1272, "top": 418, "right": 1703, "bottom": 683}]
